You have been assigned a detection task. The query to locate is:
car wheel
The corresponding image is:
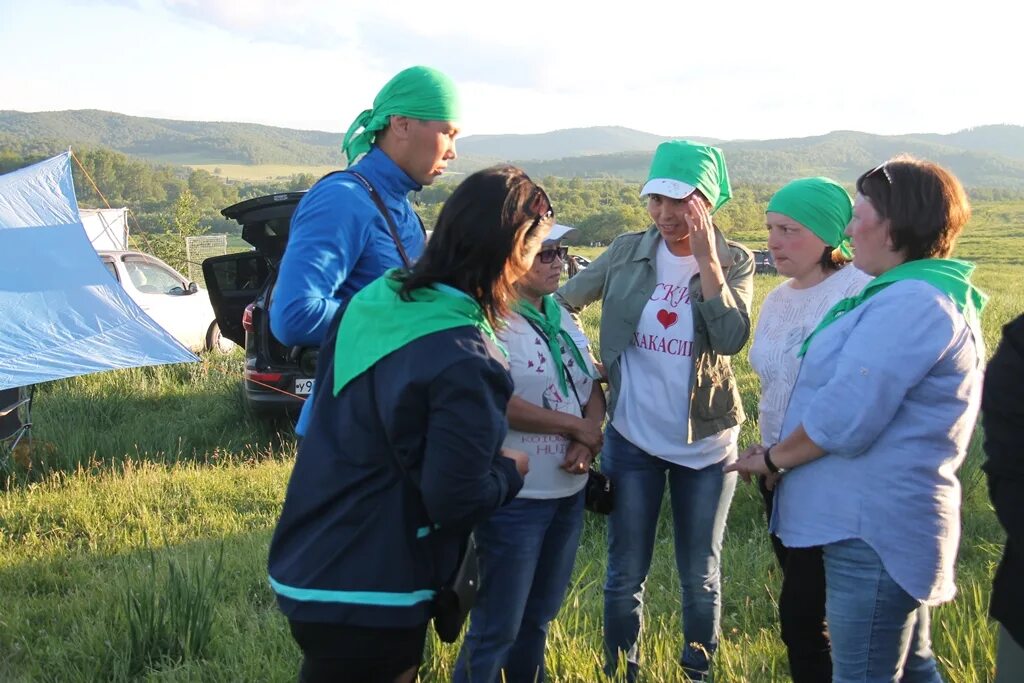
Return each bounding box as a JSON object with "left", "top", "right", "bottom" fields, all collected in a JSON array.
[{"left": 206, "top": 321, "right": 235, "bottom": 353}]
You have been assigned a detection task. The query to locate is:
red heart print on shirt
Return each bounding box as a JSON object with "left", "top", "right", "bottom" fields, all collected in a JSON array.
[{"left": 657, "top": 309, "right": 678, "bottom": 329}]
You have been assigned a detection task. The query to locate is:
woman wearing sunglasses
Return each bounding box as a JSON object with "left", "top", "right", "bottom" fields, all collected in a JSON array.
[
  {"left": 556, "top": 140, "right": 754, "bottom": 682},
  {"left": 454, "top": 223, "right": 606, "bottom": 683},
  {"left": 268, "top": 165, "right": 552, "bottom": 683},
  {"left": 748, "top": 177, "right": 871, "bottom": 682},
  {"left": 727, "top": 157, "right": 987, "bottom": 682}
]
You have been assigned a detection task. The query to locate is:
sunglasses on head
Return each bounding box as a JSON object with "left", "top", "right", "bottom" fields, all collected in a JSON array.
[
  {"left": 865, "top": 162, "right": 894, "bottom": 187},
  {"left": 526, "top": 184, "right": 554, "bottom": 232},
  {"left": 537, "top": 245, "right": 569, "bottom": 264}
]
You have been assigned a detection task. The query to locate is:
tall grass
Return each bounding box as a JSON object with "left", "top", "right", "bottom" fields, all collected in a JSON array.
[{"left": 121, "top": 541, "right": 225, "bottom": 676}]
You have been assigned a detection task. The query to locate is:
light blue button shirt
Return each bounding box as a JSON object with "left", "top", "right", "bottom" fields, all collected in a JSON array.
[{"left": 771, "top": 279, "right": 984, "bottom": 604}]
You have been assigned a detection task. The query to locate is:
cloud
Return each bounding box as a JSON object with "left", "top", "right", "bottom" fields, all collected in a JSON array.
[
  {"left": 98, "top": 0, "right": 354, "bottom": 49},
  {"left": 98, "top": 0, "right": 547, "bottom": 89},
  {"left": 351, "top": 19, "right": 544, "bottom": 90}
]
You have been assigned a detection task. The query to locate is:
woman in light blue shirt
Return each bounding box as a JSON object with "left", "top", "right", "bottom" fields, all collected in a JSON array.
[{"left": 727, "top": 157, "right": 987, "bottom": 683}]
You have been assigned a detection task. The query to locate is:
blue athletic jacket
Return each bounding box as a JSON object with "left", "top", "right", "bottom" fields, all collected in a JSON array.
[{"left": 270, "top": 146, "right": 426, "bottom": 437}]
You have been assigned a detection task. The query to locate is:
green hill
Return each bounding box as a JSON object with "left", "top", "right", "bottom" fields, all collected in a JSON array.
[
  {"left": 0, "top": 109, "right": 345, "bottom": 165},
  {"left": 518, "top": 131, "right": 1024, "bottom": 188},
  {"left": 456, "top": 125, "right": 685, "bottom": 160},
  {"left": 3, "top": 110, "right": 1024, "bottom": 187}
]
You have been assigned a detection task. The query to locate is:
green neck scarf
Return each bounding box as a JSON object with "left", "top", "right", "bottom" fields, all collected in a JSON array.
[
  {"left": 767, "top": 177, "right": 854, "bottom": 258},
  {"left": 333, "top": 272, "right": 502, "bottom": 396},
  {"left": 798, "top": 258, "right": 988, "bottom": 357},
  {"left": 646, "top": 140, "right": 733, "bottom": 213},
  {"left": 514, "top": 295, "right": 595, "bottom": 396},
  {"left": 342, "top": 65, "right": 461, "bottom": 164}
]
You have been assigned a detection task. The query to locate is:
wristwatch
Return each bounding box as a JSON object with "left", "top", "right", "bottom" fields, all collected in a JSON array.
[{"left": 763, "top": 446, "right": 787, "bottom": 475}]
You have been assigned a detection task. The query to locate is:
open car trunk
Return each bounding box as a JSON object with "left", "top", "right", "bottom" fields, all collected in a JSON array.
[{"left": 203, "top": 192, "right": 305, "bottom": 348}]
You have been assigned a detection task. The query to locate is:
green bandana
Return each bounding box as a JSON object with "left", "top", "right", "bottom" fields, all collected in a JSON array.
[
  {"left": 798, "top": 258, "right": 988, "bottom": 357},
  {"left": 645, "top": 140, "right": 733, "bottom": 213},
  {"left": 767, "top": 177, "right": 854, "bottom": 258},
  {"left": 333, "top": 272, "right": 502, "bottom": 395},
  {"left": 514, "top": 295, "right": 596, "bottom": 396},
  {"left": 341, "top": 65, "right": 462, "bottom": 164}
]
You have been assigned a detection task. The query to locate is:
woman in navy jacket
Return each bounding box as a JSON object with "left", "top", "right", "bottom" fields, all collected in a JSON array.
[{"left": 268, "top": 165, "right": 554, "bottom": 683}]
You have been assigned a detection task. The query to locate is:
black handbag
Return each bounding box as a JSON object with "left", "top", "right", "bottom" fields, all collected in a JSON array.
[
  {"left": 585, "top": 468, "right": 614, "bottom": 515},
  {"left": 432, "top": 534, "right": 479, "bottom": 643}
]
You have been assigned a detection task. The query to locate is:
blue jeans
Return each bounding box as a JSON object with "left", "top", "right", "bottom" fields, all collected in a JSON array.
[
  {"left": 453, "top": 490, "right": 585, "bottom": 683},
  {"left": 823, "top": 538, "right": 942, "bottom": 683},
  {"left": 602, "top": 425, "right": 737, "bottom": 682}
]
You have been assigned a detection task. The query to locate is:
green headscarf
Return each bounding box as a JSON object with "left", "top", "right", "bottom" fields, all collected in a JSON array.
[
  {"left": 513, "top": 295, "right": 597, "bottom": 397},
  {"left": 341, "top": 65, "right": 462, "bottom": 164},
  {"left": 767, "top": 177, "right": 854, "bottom": 258},
  {"left": 333, "top": 271, "right": 502, "bottom": 395},
  {"left": 643, "top": 140, "right": 733, "bottom": 213},
  {"left": 798, "top": 258, "right": 988, "bottom": 357}
]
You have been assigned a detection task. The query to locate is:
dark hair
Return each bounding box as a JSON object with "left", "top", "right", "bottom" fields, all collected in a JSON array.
[
  {"left": 856, "top": 156, "right": 971, "bottom": 261},
  {"left": 819, "top": 245, "right": 851, "bottom": 272},
  {"left": 399, "top": 165, "right": 553, "bottom": 327}
]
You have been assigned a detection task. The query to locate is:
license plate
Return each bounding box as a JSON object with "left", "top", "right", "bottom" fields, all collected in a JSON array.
[{"left": 294, "top": 379, "right": 315, "bottom": 395}]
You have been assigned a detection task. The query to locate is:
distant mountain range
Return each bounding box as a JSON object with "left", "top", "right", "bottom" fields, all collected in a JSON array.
[{"left": 3, "top": 109, "right": 1024, "bottom": 187}]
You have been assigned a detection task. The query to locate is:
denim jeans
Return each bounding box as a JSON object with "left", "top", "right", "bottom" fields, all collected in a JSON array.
[
  {"left": 823, "top": 538, "right": 942, "bottom": 683},
  {"left": 453, "top": 490, "right": 585, "bottom": 683},
  {"left": 602, "top": 424, "right": 737, "bottom": 682}
]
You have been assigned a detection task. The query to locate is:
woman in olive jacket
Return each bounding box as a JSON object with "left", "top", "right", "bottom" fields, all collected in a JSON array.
[{"left": 556, "top": 140, "right": 753, "bottom": 682}]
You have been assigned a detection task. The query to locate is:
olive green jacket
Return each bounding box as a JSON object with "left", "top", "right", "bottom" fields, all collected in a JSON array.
[{"left": 555, "top": 225, "right": 754, "bottom": 443}]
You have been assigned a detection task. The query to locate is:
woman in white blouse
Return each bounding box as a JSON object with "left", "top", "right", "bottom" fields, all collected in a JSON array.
[
  {"left": 454, "top": 224, "right": 606, "bottom": 683},
  {"left": 748, "top": 177, "right": 870, "bottom": 683}
]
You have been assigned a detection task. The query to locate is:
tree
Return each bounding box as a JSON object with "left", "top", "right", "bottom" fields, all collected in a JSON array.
[
  {"left": 149, "top": 189, "right": 208, "bottom": 274},
  {"left": 578, "top": 206, "right": 648, "bottom": 245}
]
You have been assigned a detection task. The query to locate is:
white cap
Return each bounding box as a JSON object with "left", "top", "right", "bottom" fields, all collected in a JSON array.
[
  {"left": 545, "top": 223, "right": 578, "bottom": 243},
  {"left": 640, "top": 178, "right": 697, "bottom": 199}
]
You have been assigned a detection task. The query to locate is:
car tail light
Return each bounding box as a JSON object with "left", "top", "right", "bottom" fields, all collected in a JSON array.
[
  {"left": 245, "top": 370, "right": 282, "bottom": 384},
  {"left": 242, "top": 303, "right": 255, "bottom": 333}
]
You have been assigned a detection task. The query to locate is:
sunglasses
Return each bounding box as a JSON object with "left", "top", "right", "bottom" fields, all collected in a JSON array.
[
  {"left": 537, "top": 245, "right": 569, "bottom": 264},
  {"left": 526, "top": 184, "right": 554, "bottom": 233},
  {"left": 865, "top": 162, "right": 894, "bottom": 186}
]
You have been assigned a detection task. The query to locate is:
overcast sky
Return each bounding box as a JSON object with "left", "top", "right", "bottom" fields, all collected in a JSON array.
[{"left": 1, "top": 0, "right": 1019, "bottom": 140}]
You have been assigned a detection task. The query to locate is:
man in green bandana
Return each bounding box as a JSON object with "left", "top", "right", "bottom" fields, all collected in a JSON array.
[{"left": 270, "top": 65, "right": 461, "bottom": 435}]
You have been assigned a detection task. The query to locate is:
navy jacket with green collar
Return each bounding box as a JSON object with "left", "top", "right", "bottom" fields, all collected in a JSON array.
[{"left": 268, "top": 308, "right": 523, "bottom": 628}]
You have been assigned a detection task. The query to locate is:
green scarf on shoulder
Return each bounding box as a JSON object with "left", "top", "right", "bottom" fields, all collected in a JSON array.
[
  {"left": 798, "top": 258, "right": 988, "bottom": 357},
  {"left": 513, "top": 294, "right": 596, "bottom": 396},
  {"left": 333, "top": 271, "right": 502, "bottom": 395}
]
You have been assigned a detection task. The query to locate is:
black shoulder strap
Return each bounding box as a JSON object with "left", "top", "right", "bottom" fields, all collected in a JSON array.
[{"left": 344, "top": 170, "right": 425, "bottom": 269}]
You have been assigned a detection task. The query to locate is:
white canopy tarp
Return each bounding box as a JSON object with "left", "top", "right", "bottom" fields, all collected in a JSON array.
[
  {"left": 0, "top": 152, "right": 197, "bottom": 390},
  {"left": 80, "top": 207, "right": 129, "bottom": 250}
]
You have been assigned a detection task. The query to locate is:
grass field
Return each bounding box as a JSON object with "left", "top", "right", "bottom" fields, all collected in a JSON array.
[
  {"left": 188, "top": 164, "right": 336, "bottom": 182},
  {"left": 1, "top": 201, "right": 1021, "bottom": 681}
]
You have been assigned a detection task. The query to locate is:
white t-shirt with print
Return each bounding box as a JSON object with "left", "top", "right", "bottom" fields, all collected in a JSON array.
[
  {"left": 500, "top": 306, "right": 598, "bottom": 499},
  {"left": 613, "top": 240, "right": 738, "bottom": 468},
  {"left": 749, "top": 264, "right": 872, "bottom": 445}
]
